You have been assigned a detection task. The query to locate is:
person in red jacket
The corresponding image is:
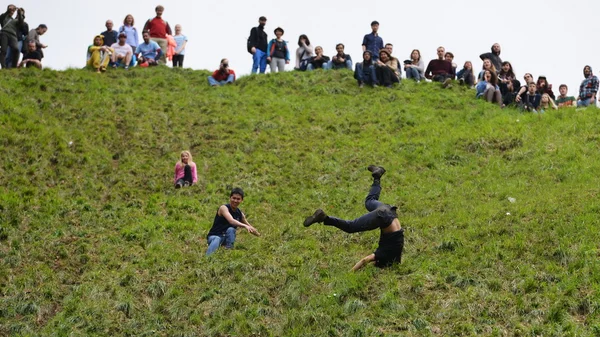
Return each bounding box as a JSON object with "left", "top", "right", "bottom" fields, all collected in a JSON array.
[
  {"left": 208, "top": 58, "right": 236, "bottom": 86},
  {"left": 142, "top": 5, "right": 171, "bottom": 65}
]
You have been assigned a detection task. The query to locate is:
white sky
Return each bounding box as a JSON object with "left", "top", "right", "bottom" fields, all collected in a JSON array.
[{"left": 16, "top": 0, "right": 599, "bottom": 97}]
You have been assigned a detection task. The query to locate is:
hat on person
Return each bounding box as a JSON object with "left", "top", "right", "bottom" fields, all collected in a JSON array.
[
  {"left": 274, "top": 27, "right": 284, "bottom": 34},
  {"left": 538, "top": 75, "right": 547, "bottom": 80},
  {"left": 378, "top": 48, "right": 391, "bottom": 58},
  {"left": 371, "top": 20, "right": 379, "bottom": 26},
  {"left": 118, "top": 32, "right": 127, "bottom": 38}
]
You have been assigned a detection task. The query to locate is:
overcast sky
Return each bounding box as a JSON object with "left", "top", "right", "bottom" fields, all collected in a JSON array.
[{"left": 16, "top": 0, "right": 599, "bottom": 97}]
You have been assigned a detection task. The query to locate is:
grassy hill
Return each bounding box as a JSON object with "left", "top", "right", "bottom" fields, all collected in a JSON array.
[{"left": 1, "top": 68, "right": 600, "bottom": 336}]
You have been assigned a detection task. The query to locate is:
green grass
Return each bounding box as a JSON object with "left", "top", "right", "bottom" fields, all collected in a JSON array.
[{"left": 1, "top": 67, "right": 600, "bottom": 336}]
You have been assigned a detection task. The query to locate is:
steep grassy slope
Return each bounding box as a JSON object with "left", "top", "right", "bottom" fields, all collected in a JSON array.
[{"left": 1, "top": 68, "right": 600, "bottom": 336}]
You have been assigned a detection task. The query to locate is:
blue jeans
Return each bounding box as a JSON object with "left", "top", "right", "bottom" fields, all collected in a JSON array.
[
  {"left": 577, "top": 97, "right": 595, "bottom": 107},
  {"left": 251, "top": 49, "right": 267, "bottom": 74},
  {"left": 208, "top": 74, "right": 235, "bottom": 86},
  {"left": 5, "top": 40, "right": 23, "bottom": 68},
  {"left": 324, "top": 181, "right": 397, "bottom": 233},
  {"left": 328, "top": 60, "right": 352, "bottom": 70},
  {"left": 206, "top": 227, "right": 237, "bottom": 256},
  {"left": 307, "top": 62, "right": 329, "bottom": 71},
  {"left": 354, "top": 63, "right": 377, "bottom": 85},
  {"left": 405, "top": 67, "right": 422, "bottom": 81}
]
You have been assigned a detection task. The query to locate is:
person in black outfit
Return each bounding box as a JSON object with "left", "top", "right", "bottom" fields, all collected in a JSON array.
[
  {"left": 206, "top": 188, "right": 260, "bottom": 256},
  {"left": 248, "top": 16, "right": 268, "bottom": 74},
  {"left": 18, "top": 39, "right": 41, "bottom": 68},
  {"left": 303, "top": 165, "right": 405, "bottom": 271},
  {"left": 0, "top": 5, "right": 25, "bottom": 69}
]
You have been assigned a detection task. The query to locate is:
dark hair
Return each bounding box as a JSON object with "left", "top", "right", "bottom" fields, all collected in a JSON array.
[
  {"left": 484, "top": 70, "right": 498, "bottom": 87},
  {"left": 559, "top": 84, "right": 568, "bottom": 89},
  {"left": 230, "top": 187, "right": 244, "bottom": 199},
  {"left": 371, "top": 20, "right": 379, "bottom": 26},
  {"left": 336, "top": 43, "right": 344, "bottom": 49},
  {"left": 38, "top": 24, "right": 47, "bottom": 29},
  {"left": 274, "top": 27, "right": 284, "bottom": 35},
  {"left": 385, "top": 43, "right": 393, "bottom": 48},
  {"left": 297, "top": 34, "right": 310, "bottom": 47},
  {"left": 155, "top": 5, "right": 164, "bottom": 11},
  {"left": 410, "top": 49, "right": 421, "bottom": 62},
  {"left": 259, "top": 16, "right": 267, "bottom": 21},
  {"left": 499, "top": 61, "right": 515, "bottom": 79},
  {"left": 445, "top": 52, "right": 454, "bottom": 59}
]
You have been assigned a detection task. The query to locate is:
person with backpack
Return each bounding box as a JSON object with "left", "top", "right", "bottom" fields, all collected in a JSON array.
[
  {"left": 247, "top": 16, "right": 268, "bottom": 74},
  {"left": 142, "top": 5, "right": 171, "bottom": 65},
  {"left": 266, "top": 27, "right": 289, "bottom": 73}
]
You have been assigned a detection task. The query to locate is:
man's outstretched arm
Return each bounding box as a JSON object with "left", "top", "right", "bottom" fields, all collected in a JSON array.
[{"left": 352, "top": 253, "right": 375, "bottom": 271}]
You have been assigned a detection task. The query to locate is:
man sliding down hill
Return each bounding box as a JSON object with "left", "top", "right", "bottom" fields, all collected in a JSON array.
[{"left": 303, "top": 166, "right": 404, "bottom": 271}]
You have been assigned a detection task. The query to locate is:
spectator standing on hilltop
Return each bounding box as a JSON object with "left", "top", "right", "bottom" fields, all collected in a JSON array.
[
  {"left": 135, "top": 31, "right": 161, "bottom": 67},
  {"left": 295, "top": 34, "right": 313, "bottom": 71},
  {"left": 143, "top": 5, "right": 171, "bottom": 65},
  {"left": 110, "top": 32, "right": 133, "bottom": 69},
  {"left": 208, "top": 58, "right": 236, "bottom": 86},
  {"left": 536, "top": 76, "right": 555, "bottom": 100},
  {"left": 577, "top": 65, "right": 598, "bottom": 107},
  {"left": 307, "top": 46, "right": 329, "bottom": 71},
  {"left": 172, "top": 24, "right": 187, "bottom": 68},
  {"left": 329, "top": 43, "right": 352, "bottom": 70},
  {"left": 354, "top": 50, "right": 377, "bottom": 88},
  {"left": 267, "top": 27, "right": 290, "bottom": 73},
  {"left": 424, "top": 46, "right": 453, "bottom": 87},
  {"left": 119, "top": 15, "right": 139, "bottom": 52},
  {"left": 303, "top": 165, "right": 405, "bottom": 271},
  {"left": 555, "top": 84, "right": 576, "bottom": 107},
  {"left": 456, "top": 61, "right": 475, "bottom": 87},
  {"left": 480, "top": 43, "right": 502, "bottom": 73},
  {"left": 362, "top": 21, "right": 383, "bottom": 62},
  {"left": 0, "top": 5, "right": 25, "bottom": 69},
  {"left": 5, "top": 16, "right": 26, "bottom": 68},
  {"left": 247, "top": 16, "right": 268, "bottom": 74},
  {"left": 174, "top": 150, "right": 197, "bottom": 188},
  {"left": 101, "top": 20, "right": 118, "bottom": 47},
  {"left": 404, "top": 49, "right": 425, "bottom": 82},
  {"left": 206, "top": 188, "right": 260, "bottom": 256},
  {"left": 87, "top": 35, "right": 113, "bottom": 73},
  {"left": 17, "top": 39, "right": 41, "bottom": 69}
]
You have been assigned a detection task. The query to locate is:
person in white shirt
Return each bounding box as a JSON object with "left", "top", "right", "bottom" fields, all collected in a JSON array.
[{"left": 110, "top": 32, "right": 133, "bottom": 69}]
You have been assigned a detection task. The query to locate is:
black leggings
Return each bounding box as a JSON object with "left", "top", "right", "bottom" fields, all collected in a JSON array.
[
  {"left": 376, "top": 66, "right": 399, "bottom": 86},
  {"left": 173, "top": 55, "right": 184, "bottom": 68}
]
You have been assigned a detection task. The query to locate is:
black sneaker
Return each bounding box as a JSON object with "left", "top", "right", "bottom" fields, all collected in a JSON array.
[
  {"left": 175, "top": 183, "right": 182, "bottom": 189},
  {"left": 458, "top": 78, "right": 465, "bottom": 85},
  {"left": 367, "top": 165, "right": 386, "bottom": 179},
  {"left": 303, "top": 209, "right": 327, "bottom": 227}
]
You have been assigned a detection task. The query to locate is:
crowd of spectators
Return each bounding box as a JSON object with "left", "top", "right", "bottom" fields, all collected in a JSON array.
[{"left": 0, "top": 4, "right": 47, "bottom": 69}]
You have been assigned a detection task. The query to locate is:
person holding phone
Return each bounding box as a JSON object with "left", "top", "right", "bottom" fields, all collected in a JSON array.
[{"left": 208, "top": 58, "right": 236, "bottom": 86}]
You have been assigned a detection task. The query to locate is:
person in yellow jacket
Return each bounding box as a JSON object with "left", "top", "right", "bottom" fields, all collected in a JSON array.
[{"left": 87, "top": 35, "right": 113, "bottom": 72}]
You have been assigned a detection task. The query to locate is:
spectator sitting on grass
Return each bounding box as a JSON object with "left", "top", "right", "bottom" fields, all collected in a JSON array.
[
  {"left": 444, "top": 52, "right": 457, "bottom": 79},
  {"left": 208, "top": 58, "right": 236, "bottom": 86},
  {"left": 555, "top": 84, "right": 576, "bottom": 107},
  {"left": 520, "top": 82, "right": 541, "bottom": 112},
  {"left": 375, "top": 48, "right": 399, "bottom": 88},
  {"left": 307, "top": 46, "right": 329, "bottom": 70},
  {"left": 25, "top": 24, "right": 47, "bottom": 59},
  {"left": 87, "top": 35, "right": 113, "bottom": 73},
  {"left": 404, "top": 49, "right": 424, "bottom": 82},
  {"left": 267, "top": 27, "right": 290, "bottom": 73},
  {"left": 206, "top": 188, "right": 260, "bottom": 256},
  {"left": 577, "top": 65, "right": 598, "bottom": 107},
  {"left": 101, "top": 20, "right": 118, "bottom": 47},
  {"left": 295, "top": 34, "right": 313, "bottom": 71},
  {"left": 477, "top": 58, "right": 497, "bottom": 83},
  {"left": 354, "top": 50, "right": 377, "bottom": 88},
  {"left": 456, "top": 61, "right": 475, "bottom": 87},
  {"left": 514, "top": 73, "right": 534, "bottom": 104},
  {"left": 18, "top": 40, "right": 41, "bottom": 69},
  {"left": 135, "top": 31, "right": 161, "bottom": 67},
  {"left": 424, "top": 46, "right": 453, "bottom": 87},
  {"left": 497, "top": 61, "right": 520, "bottom": 105},
  {"left": 476, "top": 69, "right": 502, "bottom": 107},
  {"left": 536, "top": 75, "right": 555, "bottom": 100},
  {"left": 174, "top": 150, "right": 197, "bottom": 188},
  {"left": 539, "top": 93, "right": 558, "bottom": 112},
  {"left": 110, "top": 32, "right": 133, "bottom": 69},
  {"left": 329, "top": 43, "right": 352, "bottom": 70},
  {"left": 384, "top": 43, "right": 402, "bottom": 80}
]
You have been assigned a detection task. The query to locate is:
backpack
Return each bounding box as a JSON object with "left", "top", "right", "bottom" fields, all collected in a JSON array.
[{"left": 247, "top": 27, "right": 256, "bottom": 54}]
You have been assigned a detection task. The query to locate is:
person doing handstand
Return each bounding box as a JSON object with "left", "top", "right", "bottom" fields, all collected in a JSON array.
[{"left": 303, "top": 165, "right": 404, "bottom": 271}]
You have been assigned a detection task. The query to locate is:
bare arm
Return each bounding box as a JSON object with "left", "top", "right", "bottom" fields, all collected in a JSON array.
[
  {"left": 351, "top": 254, "right": 375, "bottom": 271},
  {"left": 218, "top": 205, "right": 260, "bottom": 236}
]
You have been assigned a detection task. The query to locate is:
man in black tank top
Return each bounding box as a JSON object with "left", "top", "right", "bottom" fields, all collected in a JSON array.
[
  {"left": 303, "top": 166, "right": 404, "bottom": 271},
  {"left": 206, "top": 188, "right": 260, "bottom": 256}
]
